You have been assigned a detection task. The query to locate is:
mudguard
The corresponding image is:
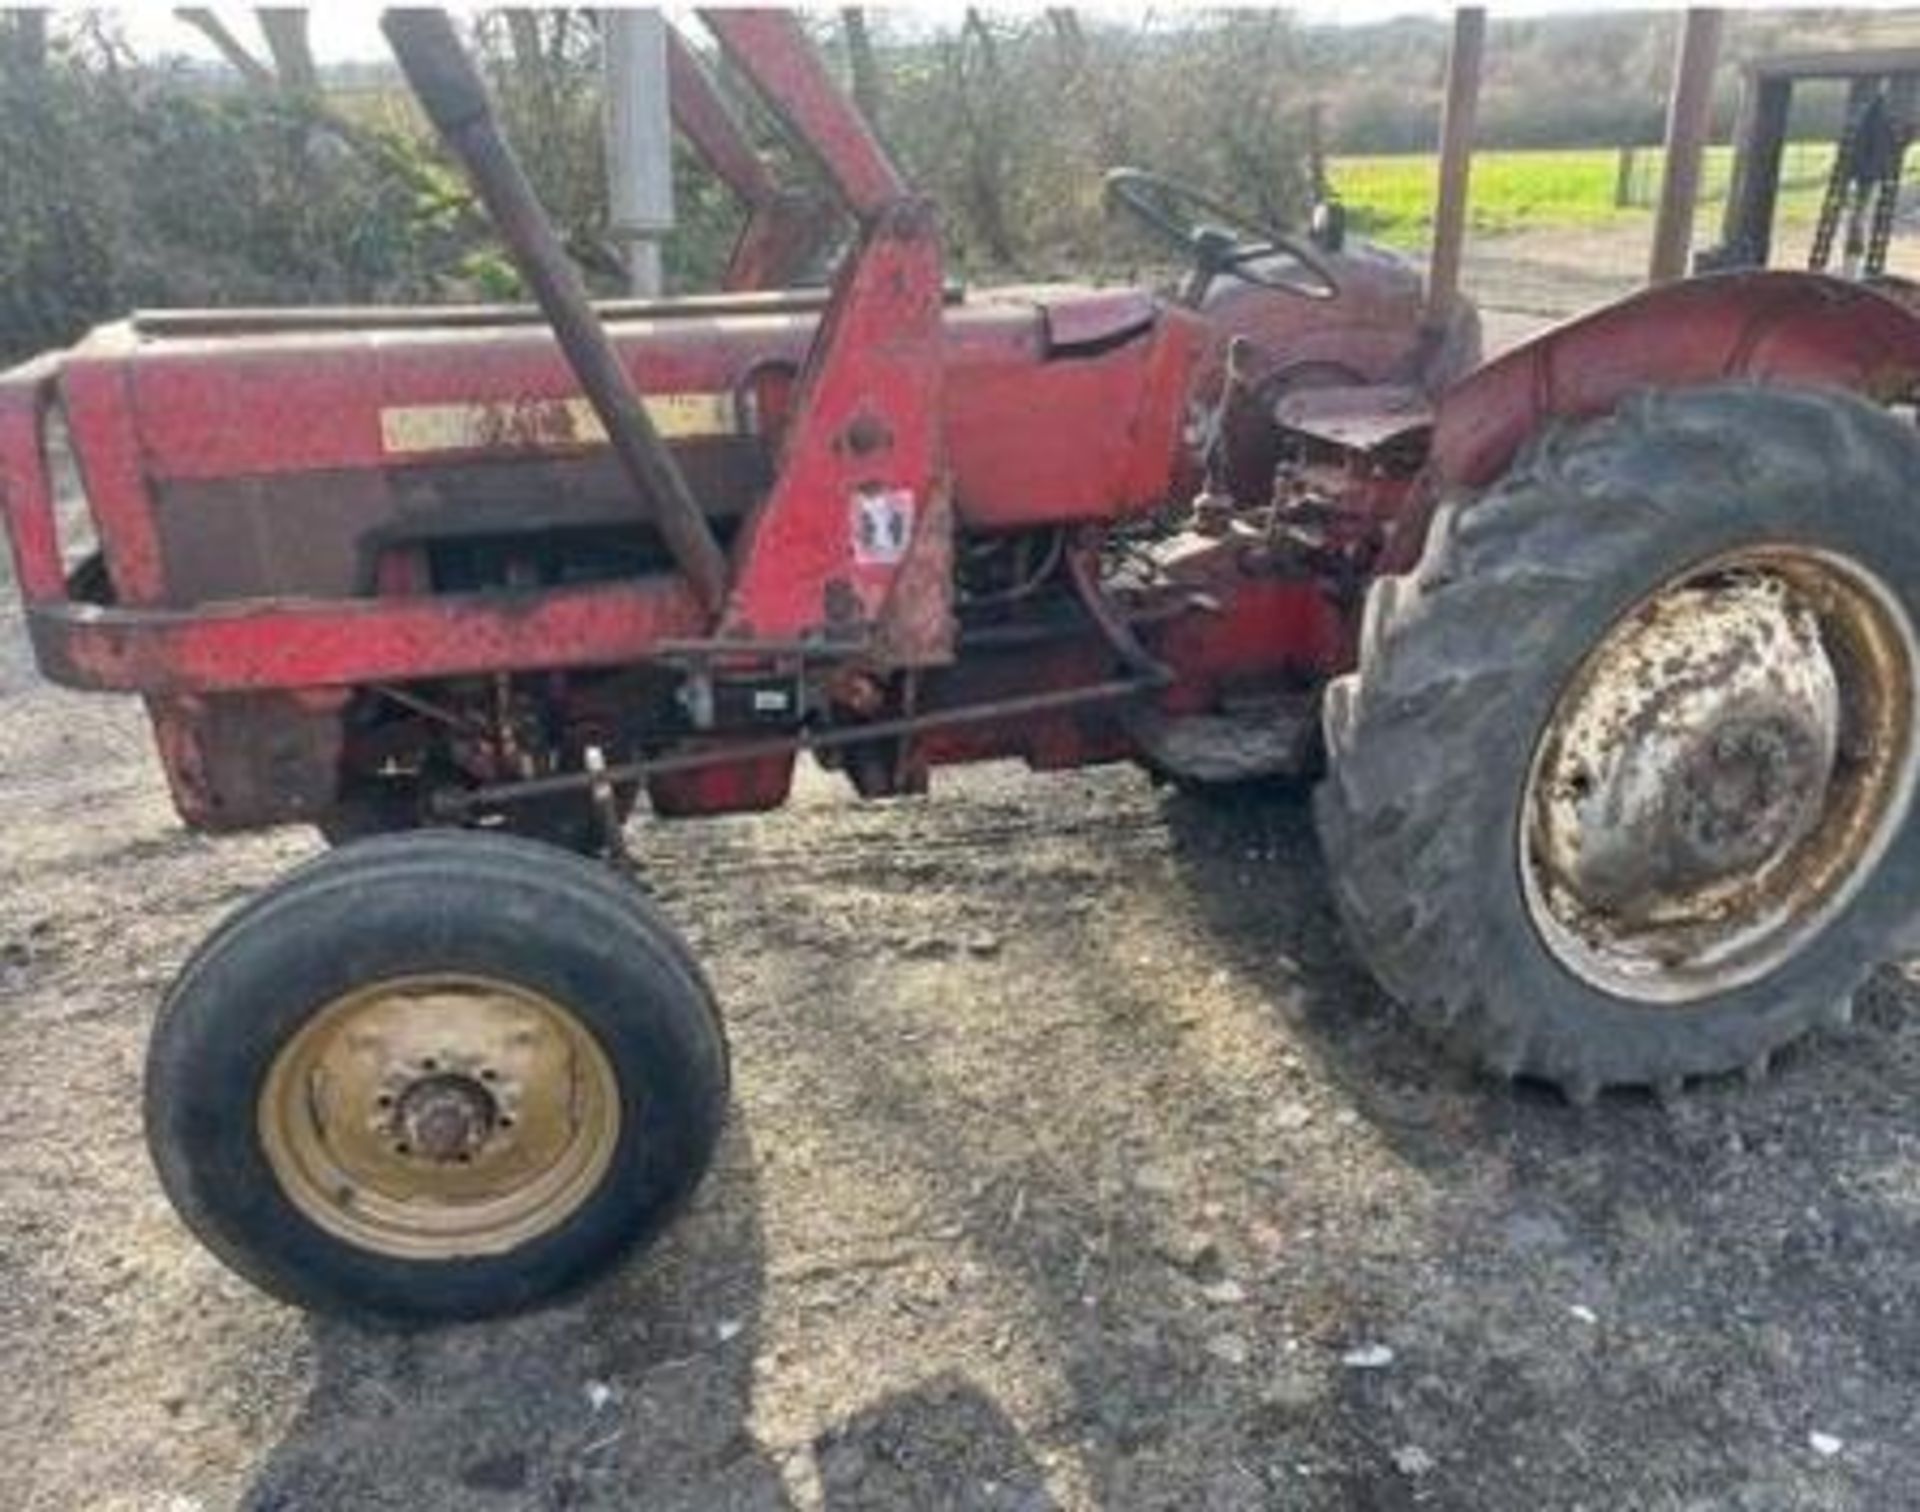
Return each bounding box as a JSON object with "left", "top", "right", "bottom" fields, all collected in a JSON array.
[{"left": 1432, "top": 269, "right": 1920, "bottom": 489}]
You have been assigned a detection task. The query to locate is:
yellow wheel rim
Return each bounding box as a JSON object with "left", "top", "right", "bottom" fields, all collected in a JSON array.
[{"left": 259, "top": 974, "right": 621, "bottom": 1260}]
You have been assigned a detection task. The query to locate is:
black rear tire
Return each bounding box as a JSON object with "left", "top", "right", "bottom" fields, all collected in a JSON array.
[
  {"left": 145, "top": 831, "right": 727, "bottom": 1322},
  {"left": 1317, "top": 385, "right": 1920, "bottom": 1097}
]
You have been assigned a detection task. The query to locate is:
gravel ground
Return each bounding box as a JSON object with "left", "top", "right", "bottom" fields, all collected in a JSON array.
[{"left": 6, "top": 269, "right": 1920, "bottom": 1511}]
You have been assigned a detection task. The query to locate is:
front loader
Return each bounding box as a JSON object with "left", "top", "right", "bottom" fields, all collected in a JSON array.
[{"left": 7, "top": 11, "right": 1920, "bottom": 1320}]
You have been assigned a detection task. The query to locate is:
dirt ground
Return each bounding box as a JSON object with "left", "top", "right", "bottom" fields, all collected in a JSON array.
[{"left": 6, "top": 265, "right": 1920, "bottom": 1512}]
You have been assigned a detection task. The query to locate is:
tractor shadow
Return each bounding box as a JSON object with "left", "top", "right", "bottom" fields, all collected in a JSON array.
[
  {"left": 1156, "top": 778, "right": 1920, "bottom": 1154},
  {"left": 234, "top": 775, "right": 1920, "bottom": 1510},
  {"left": 241, "top": 1118, "right": 789, "bottom": 1512},
  {"left": 812, "top": 1372, "right": 1057, "bottom": 1511},
  {"left": 1153, "top": 784, "right": 1523, "bottom": 1171},
  {"left": 1157, "top": 774, "right": 1920, "bottom": 1262},
  {"left": 1155, "top": 780, "right": 1920, "bottom": 1496}
]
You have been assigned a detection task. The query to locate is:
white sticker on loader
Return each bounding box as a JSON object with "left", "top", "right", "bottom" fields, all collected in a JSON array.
[{"left": 851, "top": 486, "right": 915, "bottom": 565}]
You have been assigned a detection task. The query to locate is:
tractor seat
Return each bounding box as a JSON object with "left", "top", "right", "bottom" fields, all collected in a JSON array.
[{"left": 1273, "top": 382, "right": 1433, "bottom": 455}]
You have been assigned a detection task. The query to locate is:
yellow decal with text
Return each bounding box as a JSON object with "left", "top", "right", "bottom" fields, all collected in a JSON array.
[{"left": 379, "top": 393, "right": 737, "bottom": 456}]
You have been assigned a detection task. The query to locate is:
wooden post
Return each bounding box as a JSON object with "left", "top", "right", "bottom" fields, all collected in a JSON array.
[
  {"left": 1649, "top": 8, "right": 1725, "bottom": 283},
  {"left": 1307, "top": 99, "right": 1329, "bottom": 200},
  {"left": 1615, "top": 144, "right": 1637, "bottom": 207},
  {"left": 1426, "top": 7, "right": 1485, "bottom": 329}
]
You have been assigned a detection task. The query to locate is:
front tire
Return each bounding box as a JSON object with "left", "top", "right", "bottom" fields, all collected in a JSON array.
[
  {"left": 145, "top": 831, "right": 727, "bottom": 1321},
  {"left": 1317, "top": 385, "right": 1920, "bottom": 1098}
]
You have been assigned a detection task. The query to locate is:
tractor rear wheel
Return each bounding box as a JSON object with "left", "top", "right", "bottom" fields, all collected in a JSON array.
[
  {"left": 1317, "top": 385, "right": 1920, "bottom": 1099},
  {"left": 145, "top": 831, "right": 727, "bottom": 1321}
]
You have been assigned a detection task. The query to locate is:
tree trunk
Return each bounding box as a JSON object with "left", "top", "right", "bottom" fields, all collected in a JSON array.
[
  {"left": 505, "top": 10, "right": 544, "bottom": 78},
  {"left": 174, "top": 5, "right": 449, "bottom": 200},
  {"left": 842, "top": 9, "right": 883, "bottom": 128},
  {"left": 7, "top": 11, "right": 48, "bottom": 73},
  {"left": 1047, "top": 8, "right": 1085, "bottom": 77},
  {"left": 955, "top": 11, "right": 1016, "bottom": 267},
  {"left": 173, "top": 7, "right": 276, "bottom": 87},
  {"left": 257, "top": 8, "right": 318, "bottom": 92}
]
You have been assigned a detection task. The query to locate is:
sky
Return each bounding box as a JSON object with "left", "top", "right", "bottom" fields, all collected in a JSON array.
[{"left": 95, "top": 1, "right": 1920, "bottom": 67}]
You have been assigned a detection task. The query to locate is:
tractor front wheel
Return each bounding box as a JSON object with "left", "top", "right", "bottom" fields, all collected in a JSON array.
[
  {"left": 1318, "top": 385, "right": 1920, "bottom": 1099},
  {"left": 145, "top": 831, "right": 727, "bottom": 1321}
]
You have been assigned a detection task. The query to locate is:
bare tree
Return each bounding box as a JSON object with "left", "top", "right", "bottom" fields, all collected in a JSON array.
[
  {"left": 842, "top": 9, "right": 883, "bottom": 127},
  {"left": 952, "top": 9, "right": 1018, "bottom": 265},
  {"left": 1047, "top": 8, "right": 1086, "bottom": 77},
  {"left": 172, "top": 7, "right": 276, "bottom": 86},
  {"left": 173, "top": 8, "right": 314, "bottom": 93},
  {"left": 257, "top": 8, "right": 317, "bottom": 92},
  {"left": 505, "top": 10, "right": 545, "bottom": 77},
  {"left": 4, "top": 11, "right": 49, "bottom": 74},
  {"left": 172, "top": 6, "right": 446, "bottom": 198}
]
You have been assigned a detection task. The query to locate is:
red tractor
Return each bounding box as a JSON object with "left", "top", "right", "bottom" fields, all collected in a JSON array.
[{"left": 8, "top": 12, "right": 1920, "bottom": 1321}]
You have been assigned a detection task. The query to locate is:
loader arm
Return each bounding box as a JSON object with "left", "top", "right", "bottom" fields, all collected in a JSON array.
[
  {"left": 664, "top": 24, "right": 837, "bottom": 290},
  {"left": 389, "top": 8, "right": 951, "bottom": 660}
]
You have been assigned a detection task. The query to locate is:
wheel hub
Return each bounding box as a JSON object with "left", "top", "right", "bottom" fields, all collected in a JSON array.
[
  {"left": 393, "top": 1073, "right": 498, "bottom": 1162},
  {"left": 1522, "top": 548, "right": 1918, "bottom": 1003},
  {"left": 1673, "top": 713, "right": 1824, "bottom": 874},
  {"left": 258, "top": 974, "right": 620, "bottom": 1259},
  {"left": 1534, "top": 576, "right": 1839, "bottom": 925}
]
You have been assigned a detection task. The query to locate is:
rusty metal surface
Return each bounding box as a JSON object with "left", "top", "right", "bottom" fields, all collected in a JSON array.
[
  {"left": 438, "top": 675, "right": 1164, "bottom": 816},
  {"left": 147, "top": 449, "right": 763, "bottom": 605},
  {"left": 126, "top": 289, "right": 857, "bottom": 337},
  {"left": 0, "top": 354, "right": 63, "bottom": 605},
  {"left": 718, "top": 198, "right": 952, "bottom": 657},
  {"left": 1429, "top": 270, "right": 1920, "bottom": 493},
  {"left": 1522, "top": 546, "right": 1919, "bottom": 1003},
  {"left": 723, "top": 188, "right": 840, "bottom": 292},
  {"left": 872, "top": 478, "right": 958, "bottom": 667},
  {"left": 146, "top": 691, "right": 347, "bottom": 831},
  {"left": 385, "top": 9, "right": 730, "bottom": 615},
  {"left": 1018, "top": 286, "right": 1158, "bottom": 351},
  {"left": 1375, "top": 269, "right": 1920, "bottom": 577},
  {"left": 664, "top": 23, "right": 840, "bottom": 291},
  {"left": 28, "top": 577, "right": 708, "bottom": 694},
  {"left": 663, "top": 22, "right": 779, "bottom": 207},
  {"left": 1273, "top": 383, "right": 1433, "bottom": 452},
  {"left": 378, "top": 392, "right": 738, "bottom": 454},
  {"left": 86, "top": 300, "right": 1171, "bottom": 515}
]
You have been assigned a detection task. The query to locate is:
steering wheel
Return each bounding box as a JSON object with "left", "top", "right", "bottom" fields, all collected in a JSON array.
[{"left": 1103, "top": 167, "right": 1339, "bottom": 301}]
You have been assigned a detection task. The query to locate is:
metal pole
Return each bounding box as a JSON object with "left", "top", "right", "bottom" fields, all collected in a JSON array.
[
  {"left": 604, "top": 10, "right": 675, "bottom": 296},
  {"left": 1427, "top": 7, "right": 1485, "bottom": 329},
  {"left": 1649, "top": 8, "right": 1725, "bottom": 283},
  {"left": 383, "top": 9, "right": 728, "bottom": 615}
]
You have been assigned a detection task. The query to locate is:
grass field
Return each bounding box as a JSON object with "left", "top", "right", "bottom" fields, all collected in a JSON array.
[{"left": 1331, "top": 142, "right": 1837, "bottom": 247}]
